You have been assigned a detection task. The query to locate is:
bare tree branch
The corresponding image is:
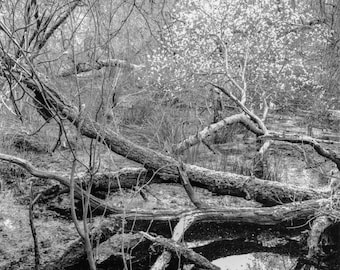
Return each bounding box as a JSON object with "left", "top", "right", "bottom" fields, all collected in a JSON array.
[
  {"left": 37, "top": 0, "right": 82, "bottom": 51},
  {"left": 173, "top": 113, "right": 262, "bottom": 154},
  {"left": 177, "top": 161, "right": 208, "bottom": 209},
  {"left": 0, "top": 152, "right": 122, "bottom": 214},
  {"left": 261, "top": 133, "right": 340, "bottom": 170},
  {"left": 210, "top": 82, "right": 268, "bottom": 134}
]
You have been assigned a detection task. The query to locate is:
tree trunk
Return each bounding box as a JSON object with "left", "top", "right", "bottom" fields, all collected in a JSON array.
[{"left": 43, "top": 199, "right": 336, "bottom": 270}]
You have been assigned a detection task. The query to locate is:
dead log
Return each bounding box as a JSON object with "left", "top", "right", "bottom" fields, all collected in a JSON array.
[
  {"left": 140, "top": 232, "right": 220, "bottom": 270},
  {"left": 87, "top": 168, "right": 329, "bottom": 206},
  {"left": 33, "top": 168, "right": 153, "bottom": 201},
  {"left": 41, "top": 166, "right": 327, "bottom": 208},
  {"left": 44, "top": 199, "right": 329, "bottom": 269},
  {"left": 1, "top": 144, "right": 328, "bottom": 209},
  {"left": 0, "top": 146, "right": 329, "bottom": 220},
  {"left": 2, "top": 151, "right": 329, "bottom": 220},
  {"left": 68, "top": 168, "right": 331, "bottom": 215},
  {"left": 79, "top": 168, "right": 154, "bottom": 192}
]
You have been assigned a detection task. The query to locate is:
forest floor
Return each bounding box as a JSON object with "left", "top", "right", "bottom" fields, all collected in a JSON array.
[
  {"left": 0, "top": 111, "right": 339, "bottom": 270},
  {"left": 0, "top": 140, "right": 259, "bottom": 269}
]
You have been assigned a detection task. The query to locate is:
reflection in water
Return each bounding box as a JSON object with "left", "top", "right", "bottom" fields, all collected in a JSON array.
[
  {"left": 212, "top": 253, "right": 296, "bottom": 270},
  {"left": 213, "top": 254, "right": 255, "bottom": 270}
]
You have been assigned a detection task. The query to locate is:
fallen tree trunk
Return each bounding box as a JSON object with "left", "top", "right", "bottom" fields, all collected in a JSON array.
[
  {"left": 43, "top": 198, "right": 332, "bottom": 270},
  {"left": 84, "top": 166, "right": 328, "bottom": 206},
  {"left": 0, "top": 150, "right": 328, "bottom": 209},
  {"left": 0, "top": 147, "right": 329, "bottom": 219}
]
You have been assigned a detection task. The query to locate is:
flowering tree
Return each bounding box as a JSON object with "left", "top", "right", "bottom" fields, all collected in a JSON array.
[{"left": 147, "top": 0, "right": 329, "bottom": 113}]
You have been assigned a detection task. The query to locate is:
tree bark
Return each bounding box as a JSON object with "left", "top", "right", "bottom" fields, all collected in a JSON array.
[
  {"left": 140, "top": 232, "right": 220, "bottom": 270},
  {"left": 43, "top": 198, "right": 329, "bottom": 269}
]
